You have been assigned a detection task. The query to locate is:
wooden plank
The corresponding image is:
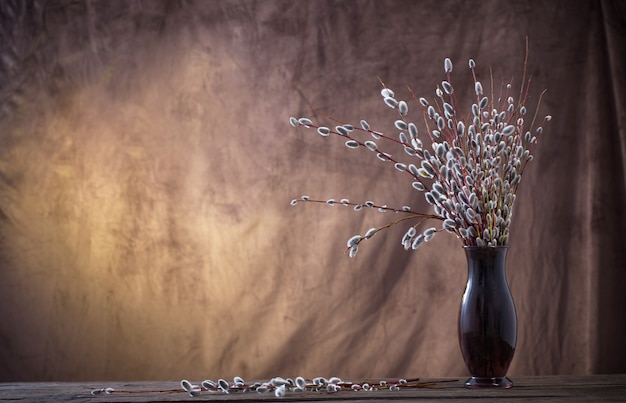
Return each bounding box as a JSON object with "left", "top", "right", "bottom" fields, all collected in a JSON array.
[{"left": 0, "top": 375, "right": 625, "bottom": 402}]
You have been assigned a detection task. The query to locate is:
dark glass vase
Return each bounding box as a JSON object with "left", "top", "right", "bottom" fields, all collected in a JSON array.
[{"left": 458, "top": 246, "right": 517, "bottom": 389}]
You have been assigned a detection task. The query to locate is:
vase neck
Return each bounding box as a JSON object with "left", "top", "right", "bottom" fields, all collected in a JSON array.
[{"left": 464, "top": 246, "right": 509, "bottom": 279}]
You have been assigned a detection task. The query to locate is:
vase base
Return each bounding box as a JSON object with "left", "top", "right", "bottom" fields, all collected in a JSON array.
[{"left": 464, "top": 376, "right": 513, "bottom": 389}]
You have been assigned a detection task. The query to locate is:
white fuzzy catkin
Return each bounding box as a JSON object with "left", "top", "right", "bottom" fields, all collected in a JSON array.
[
  {"left": 364, "top": 140, "right": 377, "bottom": 151},
  {"left": 475, "top": 81, "right": 483, "bottom": 95},
  {"left": 298, "top": 117, "right": 313, "bottom": 126},
  {"left": 394, "top": 120, "right": 408, "bottom": 130},
  {"left": 347, "top": 235, "right": 361, "bottom": 247},
  {"left": 317, "top": 127, "right": 330, "bottom": 136},
  {"left": 384, "top": 97, "right": 398, "bottom": 108},
  {"left": 180, "top": 380, "right": 192, "bottom": 392},
  {"left": 380, "top": 88, "right": 394, "bottom": 98},
  {"left": 274, "top": 385, "right": 286, "bottom": 398},
  {"left": 336, "top": 125, "right": 349, "bottom": 136},
  {"left": 349, "top": 245, "right": 358, "bottom": 257},
  {"left": 398, "top": 101, "right": 408, "bottom": 115}
]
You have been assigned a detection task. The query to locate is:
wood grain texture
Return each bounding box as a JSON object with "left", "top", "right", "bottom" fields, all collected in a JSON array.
[{"left": 1, "top": 375, "right": 626, "bottom": 402}]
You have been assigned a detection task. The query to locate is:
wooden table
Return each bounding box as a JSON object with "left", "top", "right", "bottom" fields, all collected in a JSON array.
[{"left": 1, "top": 375, "right": 625, "bottom": 402}]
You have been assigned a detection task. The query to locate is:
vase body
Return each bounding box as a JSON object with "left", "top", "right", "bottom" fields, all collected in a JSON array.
[{"left": 459, "top": 246, "right": 517, "bottom": 388}]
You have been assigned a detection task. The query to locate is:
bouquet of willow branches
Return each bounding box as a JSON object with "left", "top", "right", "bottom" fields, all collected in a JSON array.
[{"left": 289, "top": 54, "right": 550, "bottom": 257}]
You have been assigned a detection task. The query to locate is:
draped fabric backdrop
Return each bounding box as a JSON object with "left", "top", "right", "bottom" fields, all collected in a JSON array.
[{"left": 0, "top": 0, "right": 624, "bottom": 382}]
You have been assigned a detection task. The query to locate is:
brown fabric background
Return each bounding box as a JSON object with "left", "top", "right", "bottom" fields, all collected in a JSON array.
[{"left": 0, "top": 0, "right": 624, "bottom": 382}]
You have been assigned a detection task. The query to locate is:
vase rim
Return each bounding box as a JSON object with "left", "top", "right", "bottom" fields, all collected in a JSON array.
[{"left": 463, "top": 245, "right": 509, "bottom": 250}]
